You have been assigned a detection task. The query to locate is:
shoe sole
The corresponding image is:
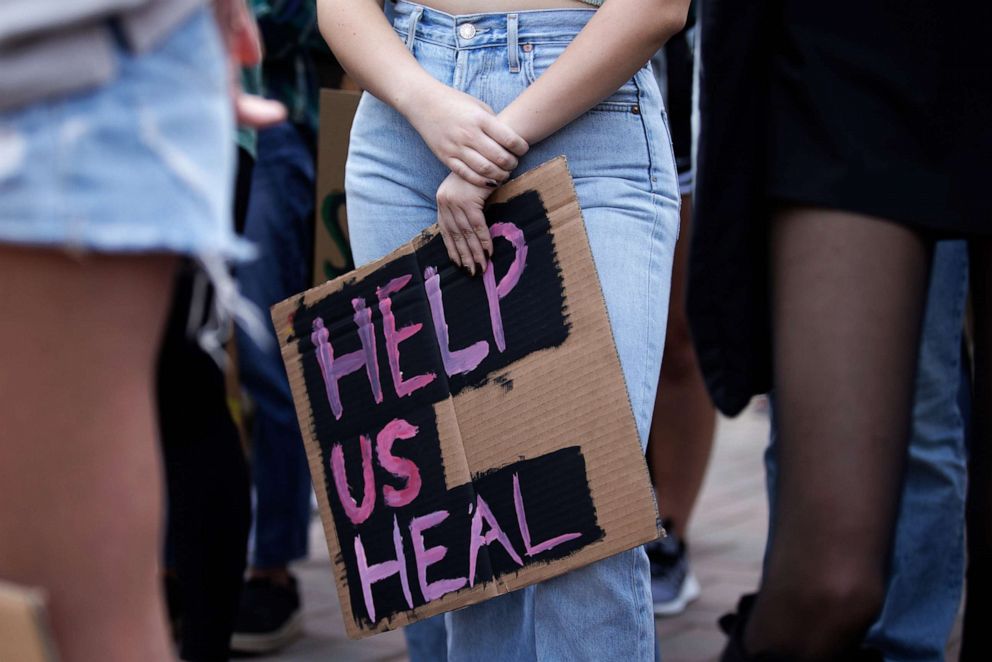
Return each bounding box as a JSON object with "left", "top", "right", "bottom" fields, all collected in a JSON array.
[
  {"left": 653, "top": 573, "right": 701, "bottom": 617},
  {"left": 230, "top": 611, "right": 304, "bottom": 654}
]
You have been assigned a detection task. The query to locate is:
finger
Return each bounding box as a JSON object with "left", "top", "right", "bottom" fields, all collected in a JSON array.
[
  {"left": 474, "top": 134, "right": 519, "bottom": 174},
  {"left": 451, "top": 230, "right": 475, "bottom": 276},
  {"left": 437, "top": 207, "right": 462, "bottom": 267},
  {"left": 235, "top": 94, "right": 287, "bottom": 129},
  {"left": 443, "top": 206, "right": 476, "bottom": 276},
  {"left": 448, "top": 158, "right": 496, "bottom": 189},
  {"left": 460, "top": 148, "right": 511, "bottom": 184},
  {"left": 453, "top": 207, "right": 487, "bottom": 274},
  {"left": 481, "top": 115, "right": 529, "bottom": 157},
  {"left": 465, "top": 205, "right": 493, "bottom": 260}
]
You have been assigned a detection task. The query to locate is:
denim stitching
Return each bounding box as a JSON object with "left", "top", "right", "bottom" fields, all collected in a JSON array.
[{"left": 404, "top": 6, "right": 424, "bottom": 51}]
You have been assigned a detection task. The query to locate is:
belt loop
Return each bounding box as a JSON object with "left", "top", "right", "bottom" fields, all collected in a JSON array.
[
  {"left": 507, "top": 13, "right": 520, "bottom": 72},
  {"left": 405, "top": 5, "right": 424, "bottom": 51}
]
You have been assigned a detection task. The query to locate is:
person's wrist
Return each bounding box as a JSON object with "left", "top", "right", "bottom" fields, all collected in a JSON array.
[
  {"left": 394, "top": 73, "right": 441, "bottom": 119},
  {"left": 497, "top": 104, "right": 534, "bottom": 148}
]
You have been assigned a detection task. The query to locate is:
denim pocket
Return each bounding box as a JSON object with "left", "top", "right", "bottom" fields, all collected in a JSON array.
[{"left": 522, "top": 41, "right": 642, "bottom": 114}]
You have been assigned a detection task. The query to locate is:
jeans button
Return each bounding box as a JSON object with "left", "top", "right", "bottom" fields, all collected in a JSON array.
[{"left": 458, "top": 23, "right": 477, "bottom": 40}]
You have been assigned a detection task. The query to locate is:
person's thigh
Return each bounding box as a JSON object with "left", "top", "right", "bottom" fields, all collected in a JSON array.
[
  {"left": 346, "top": 90, "right": 450, "bottom": 267},
  {"left": 0, "top": 247, "right": 177, "bottom": 661}
]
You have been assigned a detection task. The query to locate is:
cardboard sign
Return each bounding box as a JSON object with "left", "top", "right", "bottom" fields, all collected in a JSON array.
[
  {"left": 273, "top": 157, "right": 660, "bottom": 638},
  {"left": 0, "top": 581, "right": 58, "bottom": 662},
  {"left": 312, "top": 89, "right": 361, "bottom": 287}
]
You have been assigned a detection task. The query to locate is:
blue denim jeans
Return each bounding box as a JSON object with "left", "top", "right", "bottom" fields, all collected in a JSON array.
[
  {"left": 235, "top": 121, "right": 315, "bottom": 568},
  {"left": 405, "top": 616, "right": 449, "bottom": 662},
  {"left": 346, "top": 4, "right": 680, "bottom": 660},
  {"left": 766, "top": 240, "right": 969, "bottom": 661}
]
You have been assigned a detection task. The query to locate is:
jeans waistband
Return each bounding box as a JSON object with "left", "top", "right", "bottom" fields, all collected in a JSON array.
[{"left": 393, "top": 0, "right": 595, "bottom": 49}]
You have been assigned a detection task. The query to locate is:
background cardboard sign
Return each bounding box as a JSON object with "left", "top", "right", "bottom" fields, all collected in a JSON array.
[
  {"left": 273, "top": 157, "right": 660, "bottom": 639},
  {"left": 0, "top": 581, "right": 59, "bottom": 662},
  {"left": 312, "top": 89, "right": 360, "bottom": 287}
]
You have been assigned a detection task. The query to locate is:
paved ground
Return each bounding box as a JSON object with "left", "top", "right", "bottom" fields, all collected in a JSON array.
[{"left": 256, "top": 401, "right": 962, "bottom": 661}]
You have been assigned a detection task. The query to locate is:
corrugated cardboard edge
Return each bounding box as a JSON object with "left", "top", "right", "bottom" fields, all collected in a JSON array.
[
  {"left": 0, "top": 581, "right": 59, "bottom": 662},
  {"left": 271, "top": 156, "right": 661, "bottom": 639}
]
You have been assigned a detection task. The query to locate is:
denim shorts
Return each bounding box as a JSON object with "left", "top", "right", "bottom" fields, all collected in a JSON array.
[
  {"left": 346, "top": 3, "right": 680, "bottom": 659},
  {"left": 0, "top": 8, "right": 252, "bottom": 261}
]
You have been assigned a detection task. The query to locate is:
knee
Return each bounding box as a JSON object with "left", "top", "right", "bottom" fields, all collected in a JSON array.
[{"left": 779, "top": 566, "right": 886, "bottom": 644}]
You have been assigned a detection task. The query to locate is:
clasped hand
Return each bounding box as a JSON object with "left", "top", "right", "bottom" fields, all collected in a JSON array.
[{"left": 404, "top": 81, "right": 529, "bottom": 276}]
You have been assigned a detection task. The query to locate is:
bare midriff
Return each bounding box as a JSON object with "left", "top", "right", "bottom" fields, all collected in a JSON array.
[{"left": 418, "top": 0, "right": 593, "bottom": 14}]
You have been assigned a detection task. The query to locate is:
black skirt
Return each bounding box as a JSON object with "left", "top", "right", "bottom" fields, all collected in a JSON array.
[
  {"left": 688, "top": 0, "right": 991, "bottom": 416},
  {"left": 766, "top": 1, "right": 992, "bottom": 236}
]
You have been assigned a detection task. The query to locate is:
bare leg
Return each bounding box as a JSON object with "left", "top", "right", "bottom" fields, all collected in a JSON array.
[
  {"left": 744, "top": 209, "right": 931, "bottom": 658},
  {"left": 0, "top": 247, "right": 176, "bottom": 662},
  {"left": 962, "top": 239, "right": 992, "bottom": 662},
  {"left": 648, "top": 194, "right": 716, "bottom": 539}
]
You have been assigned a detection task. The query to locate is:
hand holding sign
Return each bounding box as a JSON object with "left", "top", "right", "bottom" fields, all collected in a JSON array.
[
  {"left": 436, "top": 171, "right": 494, "bottom": 276},
  {"left": 273, "top": 158, "right": 660, "bottom": 638}
]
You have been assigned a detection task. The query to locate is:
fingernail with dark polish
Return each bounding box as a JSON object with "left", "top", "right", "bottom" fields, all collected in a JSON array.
[{"left": 486, "top": 179, "right": 498, "bottom": 188}]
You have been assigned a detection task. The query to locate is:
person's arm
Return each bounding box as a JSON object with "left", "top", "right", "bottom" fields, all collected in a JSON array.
[
  {"left": 437, "top": 0, "right": 689, "bottom": 274},
  {"left": 215, "top": 0, "right": 287, "bottom": 128},
  {"left": 498, "top": 0, "right": 689, "bottom": 144},
  {"left": 317, "top": 0, "right": 528, "bottom": 188}
]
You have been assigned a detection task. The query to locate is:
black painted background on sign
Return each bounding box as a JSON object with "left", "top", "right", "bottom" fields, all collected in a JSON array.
[{"left": 288, "top": 190, "right": 596, "bottom": 628}]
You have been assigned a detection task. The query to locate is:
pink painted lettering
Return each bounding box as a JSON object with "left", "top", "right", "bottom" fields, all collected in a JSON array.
[
  {"left": 310, "top": 299, "right": 383, "bottom": 420},
  {"left": 409, "top": 510, "right": 468, "bottom": 602},
  {"left": 483, "top": 222, "right": 528, "bottom": 352},
  {"left": 375, "top": 418, "right": 422, "bottom": 508},
  {"left": 377, "top": 275, "right": 437, "bottom": 398},
  {"left": 424, "top": 266, "right": 489, "bottom": 375},
  {"left": 513, "top": 473, "right": 582, "bottom": 556},
  {"left": 330, "top": 434, "right": 376, "bottom": 525},
  {"left": 354, "top": 516, "right": 413, "bottom": 622},
  {"left": 468, "top": 494, "right": 523, "bottom": 586}
]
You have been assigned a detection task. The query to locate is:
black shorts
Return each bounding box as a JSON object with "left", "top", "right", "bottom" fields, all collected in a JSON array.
[{"left": 766, "top": 1, "right": 992, "bottom": 236}]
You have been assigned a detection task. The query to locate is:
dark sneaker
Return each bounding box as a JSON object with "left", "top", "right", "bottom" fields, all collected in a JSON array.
[
  {"left": 230, "top": 575, "right": 303, "bottom": 654},
  {"left": 646, "top": 527, "right": 700, "bottom": 617}
]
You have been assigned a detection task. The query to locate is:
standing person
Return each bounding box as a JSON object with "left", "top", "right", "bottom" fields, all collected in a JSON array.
[
  {"left": 689, "top": 1, "right": 992, "bottom": 659},
  {"left": 231, "top": 0, "right": 328, "bottom": 654},
  {"left": 0, "top": 1, "right": 281, "bottom": 660},
  {"left": 159, "top": 127, "right": 260, "bottom": 660},
  {"left": 159, "top": 261, "right": 254, "bottom": 662},
  {"left": 319, "top": 0, "right": 689, "bottom": 659},
  {"left": 643, "top": 4, "right": 713, "bottom": 617}
]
